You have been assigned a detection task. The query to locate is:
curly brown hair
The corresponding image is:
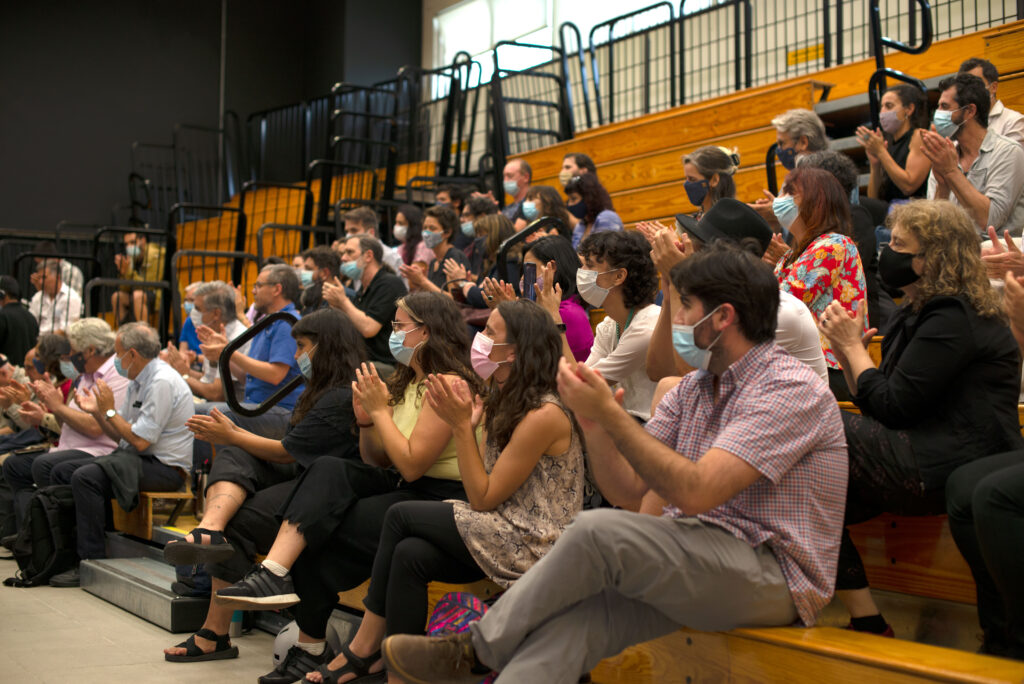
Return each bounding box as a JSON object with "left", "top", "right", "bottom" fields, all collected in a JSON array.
[
  {"left": 386, "top": 291, "right": 486, "bottom": 405},
  {"left": 888, "top": 200, "right": 1003, "bottom": 318}
]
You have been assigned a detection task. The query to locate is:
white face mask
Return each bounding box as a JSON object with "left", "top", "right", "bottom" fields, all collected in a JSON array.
[
  {"left": 189, "top": 308, "right": 205, "bottom": 330},
  {"left": 575, "top": 268, "right": 619, "bottom": 308},
  {"left": 393, "top": 224, "right": 408, "bottom": 242}
]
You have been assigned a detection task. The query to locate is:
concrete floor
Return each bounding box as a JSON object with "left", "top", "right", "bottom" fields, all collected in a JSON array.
[{"left": 0, "top": 557, "right": 277, "bottom": 683}]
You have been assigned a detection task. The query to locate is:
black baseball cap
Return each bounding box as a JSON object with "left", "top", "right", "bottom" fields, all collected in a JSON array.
[{"left": 675, "top": 198, "right": 773, "bottom": 256}]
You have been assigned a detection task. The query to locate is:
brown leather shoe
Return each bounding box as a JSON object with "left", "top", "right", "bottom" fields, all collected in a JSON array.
[{"left": 381, "top": 632, "right": 487, "bottom": 684}]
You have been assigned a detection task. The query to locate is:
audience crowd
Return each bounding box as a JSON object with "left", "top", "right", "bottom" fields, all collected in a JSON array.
[{"left": 2, "top": 53, "right": 1024, "bottom": 684}]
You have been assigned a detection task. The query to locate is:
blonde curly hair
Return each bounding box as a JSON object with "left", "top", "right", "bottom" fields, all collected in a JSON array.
[{"left": 887, "top": 200, "right": 1003, "bottom": 318}]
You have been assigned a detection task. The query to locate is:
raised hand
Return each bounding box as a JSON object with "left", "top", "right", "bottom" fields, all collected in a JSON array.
[
  {"left": 981, "top": 225, "right": 1024, "bottom": 280},
  {"left": 352, "top": 363, "right": 390, "bottom": 418},
  {"left": 442, "top": 258, "right": 469, "bottom": 283},
  {"left": 855, "top": 125, "right": 886, "bottom": 161},
  {"left": 762, "top": 233, "right": 789, "bottom": 266},
  {"left": 17, "top": 401, "right": 46, "bottom": 427},
  {"left": 185, "top": 407, "right": 240, "bottom": 444},
  {"left": 399, "top": 264, "right": 430, "bottom": 290},
  {"left": 75, "top": 387, "right": 98, "bottom": 414},
  {"left": 818, "top": 300, "right": 876, "bottom": 355},
  {"left": 31, "top": 379, "right": 62, "bottom": 411},
  {"left": 649, "top": 228, "right": 689, "bottom": 283},
  {"left": 425, "top": 374, "right": 475, "bottom": 428},
  {"left": 322, "top": 276, "right": 350, "bottom": 310},
  {"left": 535, "top": 261, "right": 563, "bottom": 320}
]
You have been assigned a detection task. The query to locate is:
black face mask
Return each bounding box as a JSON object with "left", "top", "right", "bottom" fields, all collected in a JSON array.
[
  {"left": 567, "top": 201, "right": 587, "bottom": 220},
  {"left": 70, "top": 352, "right": 88, "bottom": 374},
  {"left": 878, "top": 245, "right": 920, "bottom": 289}
]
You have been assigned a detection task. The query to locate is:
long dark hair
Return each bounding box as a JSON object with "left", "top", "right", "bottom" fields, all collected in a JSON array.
[
  {"left": 781, "top": 167, "right": 852, "bottom": 266},
  {"left": 525, "top": 235, "right": 579, "bottom": 300},
  {"left": 525, "top": 185, "right": 573, "bottom": 239},
  {"left": 290, "top": 309, "right": 365, "bottom": 425},
  {"left": 564, "top": 173, "right": 614, "bottom": 227},
  {"left": 386, "top": 292, "right": 486, "bottom": 405},
  {"left": 398, "top": 204, "right": 424, "bottom": 265},
  {"left": 484, "top": 300, "right": 577, "bottom": 449}
]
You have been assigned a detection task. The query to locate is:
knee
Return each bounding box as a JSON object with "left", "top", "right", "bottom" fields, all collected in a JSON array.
[
  {"left": 50, "top": 463, "right": 75, "bottom": 485},
  {"left": 70, "top": 465, "right": 102, "bottom": 495},
  {"left": 560, "top": 509, "right": 620, "bottom": 548},
  {"left": 945, "top": 464, "right": 977, "bottom": 521},
  {"left": 132, "top": 290, "right": 145, "bottom": 305},
  {"left": 973, "top": 471, "right": 1021, "bottom": 519},
  {"left": 29, "top": 458, "right": 49, "bottom": 487}
]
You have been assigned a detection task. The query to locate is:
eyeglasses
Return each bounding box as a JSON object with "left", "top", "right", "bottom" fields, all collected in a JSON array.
[
  {"left": 253, "top": 281, "right": 272, "bottom": 289},
  {"left": 391, "top": 321, "right": 422, "bottom": 333}
]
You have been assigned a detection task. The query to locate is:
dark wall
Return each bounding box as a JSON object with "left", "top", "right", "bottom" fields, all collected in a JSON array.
[
  {"left": 343, "top": 0, "right": 422, "bottom": 86},
  {"left": 0, "top": 0, "right": 421, "bottom": 232},
  {"left": 0, "top": 1, "right": 221, "bottom": 231}
]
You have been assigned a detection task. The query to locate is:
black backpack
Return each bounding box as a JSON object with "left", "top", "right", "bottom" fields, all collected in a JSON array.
[{"left": 3, "top": 485, "right": 78, "bottom": 587}]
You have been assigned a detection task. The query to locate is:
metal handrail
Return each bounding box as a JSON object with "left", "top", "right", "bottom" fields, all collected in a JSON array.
[
  {"left": 83, "top": 277, "right": 172, "bottom": 342},
  {"left": 589, "top": 2, "right": 676, "bottom": 125},
  {"left": 558, "top": 22, "right": 591, "bottom": 132},
  {"left": 764, "top": 142, "right": 780, "bottom": 196},
  {"left": 256, "top": 222, "right": 334, "bottom": 265},
  {"left": 867, "top": 0, "right": 932, "bottom": 127},
  {"left": 220, "top": 311, "right": 303, "bottom": 418}
]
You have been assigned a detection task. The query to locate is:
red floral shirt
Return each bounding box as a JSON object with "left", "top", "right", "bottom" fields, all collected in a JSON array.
[{"left": 774, "top": 233, "right": 867, "bottom": 369}]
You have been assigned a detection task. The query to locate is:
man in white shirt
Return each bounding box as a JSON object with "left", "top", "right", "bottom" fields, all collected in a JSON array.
[
  {"left": 960, "top": 57, "right": 1024, "bottom": 146},
  {"left": 34, "top": 243, "right": 85, "bottom": 297},
  {"left": 28, "top": 260, "right": 83, "bottom": 334},
  {"left": 924, "top": 73, "right": 1024, "bottom": 236},
  {"left": 161, "top": 281, "right": 249, "bottom": 402}
]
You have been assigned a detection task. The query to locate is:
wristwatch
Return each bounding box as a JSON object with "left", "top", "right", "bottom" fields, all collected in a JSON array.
[{"left": 105, "top": 408, "right": 117, "bottom": 421}]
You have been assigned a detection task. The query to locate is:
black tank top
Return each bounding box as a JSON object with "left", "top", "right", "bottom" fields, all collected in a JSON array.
[{"left": 879, "top": 129, "right": 926, "bottom": 201}]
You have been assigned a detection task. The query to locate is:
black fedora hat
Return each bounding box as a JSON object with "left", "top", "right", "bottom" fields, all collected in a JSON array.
[{"left": 675, "top": 198, "right": 773, "bottom": 256}]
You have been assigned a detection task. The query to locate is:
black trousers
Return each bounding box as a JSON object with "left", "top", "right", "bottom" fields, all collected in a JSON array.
[
  {"left": 280, "top": 457, "right": 465, "bottom": 639},
  {"left": 2, "top": 449, "right": 92, "bottom": 528},
  {"left": 363, "top": 501, "right": 484, "bottom": 636},
  {"left": 836, "top": 411, "right": 946, "bottom": 591},
  {"left": 204, "top": 446, "right": 298, "bottom": 583},
  {"left": 51, "top": 456, "right": 182, "bottom": 559},
  {"left": 946, "top": 450, "right": 1024, "bottom": 659}
]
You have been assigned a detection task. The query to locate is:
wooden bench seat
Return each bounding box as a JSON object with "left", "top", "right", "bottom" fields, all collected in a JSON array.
[
  {"left": 592, "top": 626, "right": 1024, "bottom": 683},
  {"left": 112, "top": 486, "right": 193, "bottom": 541},
  {"left": 336, "top": 577, "right": 503, "bottom": 616}
]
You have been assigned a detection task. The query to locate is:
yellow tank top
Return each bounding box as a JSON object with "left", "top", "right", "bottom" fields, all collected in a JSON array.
[{"left": 391, "top": 380, "right": 462, "bottom": 481}]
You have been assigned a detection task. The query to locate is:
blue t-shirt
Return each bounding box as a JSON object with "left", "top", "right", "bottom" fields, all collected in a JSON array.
[
  {"left": 244, "top": 302, "right": 304, "bottom": 409},
  {"left": 179, "top": 316, "right": 201, "bottom": 353}
]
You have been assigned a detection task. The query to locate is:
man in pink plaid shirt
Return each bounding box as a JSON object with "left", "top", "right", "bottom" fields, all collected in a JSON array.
[{"left": 382, "top": 242, "right": 849, "bottom": 684}]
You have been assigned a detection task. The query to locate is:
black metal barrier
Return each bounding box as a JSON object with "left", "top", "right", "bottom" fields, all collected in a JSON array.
[
  {"left": 14, "top": 252, "right": 99, "bottom": 334},
  {"left": 679, "top": 0, "right": 752, "bottom": 104},
  {"left": 239, "top": 180, "right": 314, "bottom": 229},
  {"left": 867, "top": 0, "right": 932, "bottom": 129},
  {"left": 765, "top": 142, "right": 780, "bottom": 197},
  {"left": 256, "top": 223, "right": 335, "bottom": 266},
  {"left": 83, "top": 278, "right": 172, "bottom": 342},
  {"left": 496, "top": 216, "right": 565, "bottom": 295},
  {"left": 221, "top": 311, "right": 302, "bottom": 418}
]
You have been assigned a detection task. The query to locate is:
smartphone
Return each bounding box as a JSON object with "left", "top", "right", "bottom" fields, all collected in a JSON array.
[{"left": 522, "top": 262, "right": 537, "bottom": 301}]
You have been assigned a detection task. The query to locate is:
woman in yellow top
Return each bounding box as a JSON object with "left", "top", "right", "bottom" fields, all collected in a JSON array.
[{"left": 214, "top": 291, "right": 485, "bottom": 683}]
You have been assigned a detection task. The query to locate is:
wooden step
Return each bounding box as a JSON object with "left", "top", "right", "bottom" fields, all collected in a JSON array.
[
  {"left": 591, "top": 626, "right": 1024, "bottom": 683},
  {"left": 515, "top": 80, "right": 830, "bottom": 179}
]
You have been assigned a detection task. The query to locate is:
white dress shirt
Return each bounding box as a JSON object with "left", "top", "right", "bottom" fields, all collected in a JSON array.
[{"left": 28, "top": 284, "right": 83, "bottom": 334}]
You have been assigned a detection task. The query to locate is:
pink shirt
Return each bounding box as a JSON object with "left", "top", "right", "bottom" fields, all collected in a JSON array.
[
  {"left": 56, "top": 354, "right": 132, "bottom": 456},
  {"left": 646, "top": 343, "right": 848, "bottom": 626}
]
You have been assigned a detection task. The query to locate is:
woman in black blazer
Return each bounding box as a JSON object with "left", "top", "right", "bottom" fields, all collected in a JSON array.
[{"left": 818, "top": 199, "right": 1023, "bottom": 637}]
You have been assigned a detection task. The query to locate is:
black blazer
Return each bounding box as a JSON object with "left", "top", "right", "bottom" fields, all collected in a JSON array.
[{"left": 854, "top": 294, "right": 1024, "bottom": 489}]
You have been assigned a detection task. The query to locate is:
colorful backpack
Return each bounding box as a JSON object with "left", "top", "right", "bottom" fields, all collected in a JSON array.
[{"left": 426, "top": 591, "right": 497, "bottom": 684}]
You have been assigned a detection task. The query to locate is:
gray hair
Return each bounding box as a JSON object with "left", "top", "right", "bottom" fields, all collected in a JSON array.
[
  {"left": 770, "top": 109, "right": 828, "bottom": 152},
  {"left": 195, "top": 281, "right": 237, "bottom": 321},
  {"left": 185, "top": 281, "right": 204, "bottom": 296},
  {"left": 117, "top": 322, "right": 161, "bottom": 359},
  {"left": 66, "top": 318, "right": 116, "bottom": 356},
  {"left": 263, "top": 264, "right": 301, "bottom": 304}
]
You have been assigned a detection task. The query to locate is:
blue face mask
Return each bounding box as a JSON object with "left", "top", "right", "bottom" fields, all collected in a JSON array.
[
  {"left": 340, "top": 259, "right": 364, "bottom": 281},
  {"left": 503, "top": 180, "right": 519, "bottom": 196},
  {"left": 772, "top": 195, "right": 800, "bottom": 231},
  {"left": 671, "top": 305, "right": 722, "bottom": 371},
  {"left": 684, "top": 179, "right": 710, "bottom": 207},
  {"left": 183, "top": 301, "right": 194, "bottom": 315},
  {"left": 776, "top": 146, "right": 798, "bottom": 170},
  {"left": 298, "top": 270, "right": 313, "bottom": 288},
  {"left": 297, "top": 346, "right": 316, "bottom": 380},
  {"left": 933, "top": 107, "right": 964, "bottom": 138},
  {"left": 388, "top": 327, "right": 421, "bottom": 366},
  {"left": 461, "top": 221, "right": 476, "bottom": 237},
  {"left": 522, "top": 201, "right": 538, "bottom": 221},
  {"left": 59, "top": 359, "right": 80, "bottom": 382},
  {"left": 422, "top": 229, "right": 444, "bottom": 249},
  {"left": 113, "top": 352, "right": 131, "bottom": 378}
]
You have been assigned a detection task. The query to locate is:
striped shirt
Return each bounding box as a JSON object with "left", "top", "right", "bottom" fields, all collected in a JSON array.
[{"left": 646, "top": 342, "right": 848, "bottom": 626}]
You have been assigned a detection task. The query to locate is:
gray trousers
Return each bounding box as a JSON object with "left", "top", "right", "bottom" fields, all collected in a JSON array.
[{"left": 470, "top": 509, "right": 799, "bottom": 684}]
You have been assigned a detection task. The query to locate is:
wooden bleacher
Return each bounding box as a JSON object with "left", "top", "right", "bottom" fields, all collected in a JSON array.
[{"left": 512, "top": 20, "right": 1024, "bottom": 236}]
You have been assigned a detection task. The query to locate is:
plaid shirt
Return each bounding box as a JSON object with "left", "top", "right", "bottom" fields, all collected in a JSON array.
[{"left": 646, "top": 342, "right": 848, "bottom": 626}]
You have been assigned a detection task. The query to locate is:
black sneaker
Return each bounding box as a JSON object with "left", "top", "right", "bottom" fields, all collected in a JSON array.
[
  {"left": 49, "top": 566, "right": 81, "bottom": 587},
  {"left": 258, "top": 644, "right": 335, "bottom": 684},
  {"left": 214, "top": 563, "right": 299, "bottom": 610}
]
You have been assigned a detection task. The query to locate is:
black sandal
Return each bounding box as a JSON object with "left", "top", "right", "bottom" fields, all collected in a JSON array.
[
  {"left": 164, "top": 628, "right": 239, "bottom": 662},
  {"left": 164, "top": 527, "right": 236, "bottom": 565},
  {"left": 309, "top": 642, "right": 386, "bottom": 683}
]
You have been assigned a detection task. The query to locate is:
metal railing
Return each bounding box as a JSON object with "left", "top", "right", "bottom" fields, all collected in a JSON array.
[
  {"left": 255, "top": 223, "right": 335, "bottom": 266},
  {"left": 170, "top": 249, "right": 260, "bottom": 336},
  {"left": 867, "top": 0, "right": 932, "bottom": 128},
  {"left": 221, "top": 310, "right": 302, "bottom": 418}
]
